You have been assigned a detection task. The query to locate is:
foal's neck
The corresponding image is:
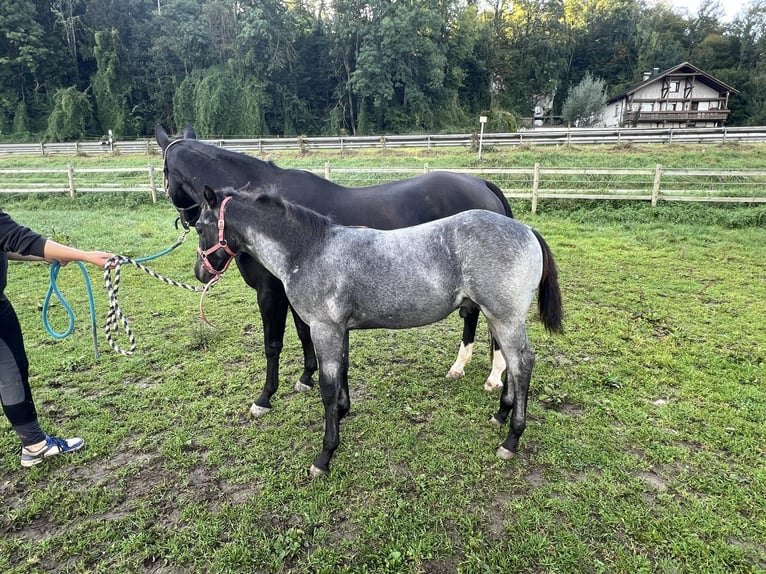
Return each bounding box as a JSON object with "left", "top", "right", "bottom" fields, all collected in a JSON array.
[{"left": 236, "top": 199, "right": 326, "bottom": 281}]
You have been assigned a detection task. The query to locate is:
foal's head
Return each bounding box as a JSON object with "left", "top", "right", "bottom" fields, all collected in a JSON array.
[{"left": 194, "top": 185, "right": 239, "bottom": 284}]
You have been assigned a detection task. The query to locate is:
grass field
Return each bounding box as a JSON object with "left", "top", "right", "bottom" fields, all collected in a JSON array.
[{"left": 0, "top": 147, "right": 765, "bottom": 573}]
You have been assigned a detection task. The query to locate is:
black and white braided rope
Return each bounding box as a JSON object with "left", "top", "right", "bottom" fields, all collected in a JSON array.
[{"left": 104, "top": 256, "right": 207, "bottom": 355}]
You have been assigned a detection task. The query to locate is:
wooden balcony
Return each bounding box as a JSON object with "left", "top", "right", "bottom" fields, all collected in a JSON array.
[{"left": 625, "top": 109, "right": 730, "bottom": 125}]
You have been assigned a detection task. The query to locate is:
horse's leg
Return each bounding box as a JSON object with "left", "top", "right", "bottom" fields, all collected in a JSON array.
[
  {"left": 290, "top": 308, "right": 318, "bottom": 392},
  {"left": 445, "top": 307, "right": 479, "bottom": 379},
  {"left": 484, "top": 338, "right": 507, "bottom": 392},
  {"left": 309, "top": 325, "right": 349, "bottom": 477},
  {"left": 249, "top": 279, "right": 290, "bottom": 418},
  {"left": 488, "top": 324, "right": 535, "bottom": 460}
]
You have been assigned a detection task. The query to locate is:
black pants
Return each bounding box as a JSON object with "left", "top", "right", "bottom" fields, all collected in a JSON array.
[{"left": 0, "top": 297, "right": 44, "bottom": 446}]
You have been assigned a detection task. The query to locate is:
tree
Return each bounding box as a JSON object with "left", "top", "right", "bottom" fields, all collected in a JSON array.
[
  {"left": 45, "top": 87, "right": 92, "bottom": 141},
  {"left": 173, "top": 64, "right": 267, "bottom": 136},
  {"left": 92, "top": 29, "right": 129, "bottom": 136},
  {"left": 0, "top": 0, "right": 56, "bottom": 137},
  {"left": 561, "top": 72, "right": 606, "bottom": 126}
]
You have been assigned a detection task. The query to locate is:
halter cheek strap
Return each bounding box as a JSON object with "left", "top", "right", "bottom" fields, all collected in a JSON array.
[{"left": 198, "top": 196, "right": 238, "bottom": 276}]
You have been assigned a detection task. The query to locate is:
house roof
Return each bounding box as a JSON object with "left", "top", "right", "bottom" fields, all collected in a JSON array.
[{"left": 607, "top": 62, "right": 739, "bottom": 104}]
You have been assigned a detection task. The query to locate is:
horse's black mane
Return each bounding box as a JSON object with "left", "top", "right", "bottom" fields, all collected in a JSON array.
[{"left": 184, "top": 139, "right": 279, "bottom": 168}]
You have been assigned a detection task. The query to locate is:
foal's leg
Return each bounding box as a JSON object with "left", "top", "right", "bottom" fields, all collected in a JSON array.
[
  {"left": 488, "top": 324, "right": 535, "bottom": 459},
  {"left": 291, "top": 308, "right": 318, "bottom": 392},
  {"left": 309, "top": 326, "right": 349, "bottom": 477}
]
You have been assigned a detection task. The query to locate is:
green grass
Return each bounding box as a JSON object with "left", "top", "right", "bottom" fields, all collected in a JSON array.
[{"left": 0, "top": 153, "right": 765, "bottom": 572}]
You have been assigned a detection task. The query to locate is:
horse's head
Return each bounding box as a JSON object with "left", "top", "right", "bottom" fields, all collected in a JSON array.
[
  {"left": 194, "top": 185, "right": 239, "bottom": 284},
  {"left": 155, "top": 124, "right": 205, "bottom": 228}
]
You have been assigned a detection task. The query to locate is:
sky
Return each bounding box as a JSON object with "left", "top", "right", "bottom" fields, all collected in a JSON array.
[{"left": 662, "top": 0, "right": 749, "bottom": 22}]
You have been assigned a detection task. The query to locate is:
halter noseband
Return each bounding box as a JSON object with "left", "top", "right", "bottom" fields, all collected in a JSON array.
[{"left": 198, "top": 196, "right": 238, "bottom": 277}]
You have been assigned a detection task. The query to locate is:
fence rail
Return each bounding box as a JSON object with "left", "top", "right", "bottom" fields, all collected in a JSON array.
[
  {"left": 1, "top": 164, "right": 764, "bottom": 213},
  {"left": 2, "top": 126, "right": 766, "bottom": 157}
]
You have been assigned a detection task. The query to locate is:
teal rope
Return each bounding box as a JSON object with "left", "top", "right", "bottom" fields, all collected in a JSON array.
[
  {"left": 42, "top": 261, "right": 100, "bottom": 357},
  {"left": 41, "top": 230, "right": 188, "bottom": 357}
]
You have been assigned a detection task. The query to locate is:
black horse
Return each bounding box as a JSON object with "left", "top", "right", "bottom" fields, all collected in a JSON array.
[{"left": 155, "top": 124, "right": 514, "bottom": 417}]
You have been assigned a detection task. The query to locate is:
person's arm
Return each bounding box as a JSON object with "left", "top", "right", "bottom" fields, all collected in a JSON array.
[
  {"left": 6, "top": 253, "right": 46, "bottom": 262},
  {"left": 41, "top": 240, "right": 115, "bottom": 267}
]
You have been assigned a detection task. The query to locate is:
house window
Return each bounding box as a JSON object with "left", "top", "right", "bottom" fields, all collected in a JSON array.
[
  {"left": 614, "top": 104, "right": 619, "bottom": 117},
  {"left": 669, "top": 81, "right": 680, "bottom": 93}
]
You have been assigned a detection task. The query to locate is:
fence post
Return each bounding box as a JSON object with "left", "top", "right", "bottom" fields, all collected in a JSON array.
[
  {"left": 424, "top": 163, "right": 430, "bottom": 173},
  {"left": 651, "top": 163, "right": 662, "bottom": 206},
  {"left": 325, "top": 162, "right": 331, "bottom": 180},
  {"left": 531, "top": 162, "right": 540, "bottom": 214},
  {"left": 67, "top": 165, "right": 75, "bottom": 198},
  {"left": 148, "top": 165, "right": 158, "bottom": 203}
]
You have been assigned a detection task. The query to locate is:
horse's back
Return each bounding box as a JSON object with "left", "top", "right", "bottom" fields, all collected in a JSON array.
[{"left": 316, "top": 172, "right": 509, "bottom": 228}]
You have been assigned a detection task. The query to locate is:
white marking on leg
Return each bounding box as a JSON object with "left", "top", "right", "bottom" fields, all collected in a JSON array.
[
  {"left": 294, "top": 381, "right": 312, "bottom": 392},
  {"left": 249, "top": 403, "right": 271, "bottom": 418},
  {"left": 309, "top": 464, "right": 328, "bottom": 478},
  {"left": 484, "top": 347, "right": 506, "bottom": 391},
  {"left": 446, "top": 342, "right": 473, "bottom": 379},
  {"left": 496, "top": 445, "right": 515, "bottom": 460}
]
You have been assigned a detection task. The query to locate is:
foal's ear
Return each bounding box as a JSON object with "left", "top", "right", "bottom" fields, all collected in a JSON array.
[
  {"left": 203, "top": 185, "right": 218, "bottom": 207},
  {"left": 183, "top": 124, "right": 197, "bottom": 140}
]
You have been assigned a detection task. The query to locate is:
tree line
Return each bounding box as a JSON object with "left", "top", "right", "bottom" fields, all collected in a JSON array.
[{"left": 2, "top": 0, "right": 765, "bottom": 142}]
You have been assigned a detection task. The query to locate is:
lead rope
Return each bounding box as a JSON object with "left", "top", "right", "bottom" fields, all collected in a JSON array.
[
  {"left": 42, "top": 230, "right": 190, "bottom": 358},
  {"left": 103, "top": 255, "right": 220, "bottom": 355}
]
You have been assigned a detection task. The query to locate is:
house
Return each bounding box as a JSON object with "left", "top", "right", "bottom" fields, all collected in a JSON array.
[{"left": 600, "top": 62, "right": 738, "bottom": 128}]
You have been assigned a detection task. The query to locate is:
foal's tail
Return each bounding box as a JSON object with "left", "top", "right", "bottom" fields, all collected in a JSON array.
[{"left": 531, "top": 229, "right": 564, "bottom": 334}]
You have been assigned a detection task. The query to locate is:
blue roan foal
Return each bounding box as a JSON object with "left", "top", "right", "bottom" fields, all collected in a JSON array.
[{"left": 195, "top": 185, "right": 563, "bottom": 476}]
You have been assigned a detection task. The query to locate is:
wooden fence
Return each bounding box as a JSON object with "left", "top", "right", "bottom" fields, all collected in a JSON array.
[{"left": 1, "top": 163, "right": 764, "bottom": 213}]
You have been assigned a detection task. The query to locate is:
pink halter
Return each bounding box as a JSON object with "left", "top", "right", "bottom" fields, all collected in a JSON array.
[{"left": 198, "top": 195, "right": 238, "bottom": 278}]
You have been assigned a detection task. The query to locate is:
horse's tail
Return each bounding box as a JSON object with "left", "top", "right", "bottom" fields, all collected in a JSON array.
[
  {"left": 484, "top": 179, "right": 514, "bottom": 219},
  {"left": 531, "top": 229, "right": 564, "bottom": 334}
]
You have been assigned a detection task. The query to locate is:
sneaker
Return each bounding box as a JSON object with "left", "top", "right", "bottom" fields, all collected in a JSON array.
[{"left": 21, "top": 435, "right": 84, "bottom": 468}]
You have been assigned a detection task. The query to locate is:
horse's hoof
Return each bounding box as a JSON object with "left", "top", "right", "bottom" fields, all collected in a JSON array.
[
  {"left": 309, "top": 464, "right": 328, "bottom": 478},
  {"left": 489, "top": 415, "right": 504, "bottom": 426},
  {"left": 484, "top": 379, "right": 502, "bottom": 391},
  {"left": 294, "top": 381, "right": 312, "bottom": 393},
  {"left": 445, "top": 368, "right": 465, "bottom": 379},
  {"left": 496, "top": 446, "right": 515, "bottom": 460},
  {"left": 249, "top": 404, "right": 271, "bottom": 418}
]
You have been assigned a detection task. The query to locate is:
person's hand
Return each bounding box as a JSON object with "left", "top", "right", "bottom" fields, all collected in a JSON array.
[{"left": 84, "top": 251, "right": 117, "bottom": 268}]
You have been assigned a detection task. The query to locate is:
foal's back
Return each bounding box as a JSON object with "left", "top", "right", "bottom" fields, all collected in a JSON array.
[{"left": 289, "top": 209, "right": 542, "bottom": 331}]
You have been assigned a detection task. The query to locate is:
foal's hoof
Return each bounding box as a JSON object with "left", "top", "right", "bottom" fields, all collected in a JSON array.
[
  {"left": 294, "top": 381, "right": 312, "bottom": 393},
  {"left": 484, "top": 378, "right": 502, "bottom": 391},
  {"left": 309, "top": 464, "right": 328, "bottom": 478},
  {"left": 249, "top": 403, "right": 271, "bottom": 418},
  {"left": 496, "top": 446, "right": 516, "bottom": 460},
  {"left": 445, "top": 367, "right": 465, "bottom": 379},
  {"left": 489, "top": 415, "right": 504, "bottom": 426}
]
